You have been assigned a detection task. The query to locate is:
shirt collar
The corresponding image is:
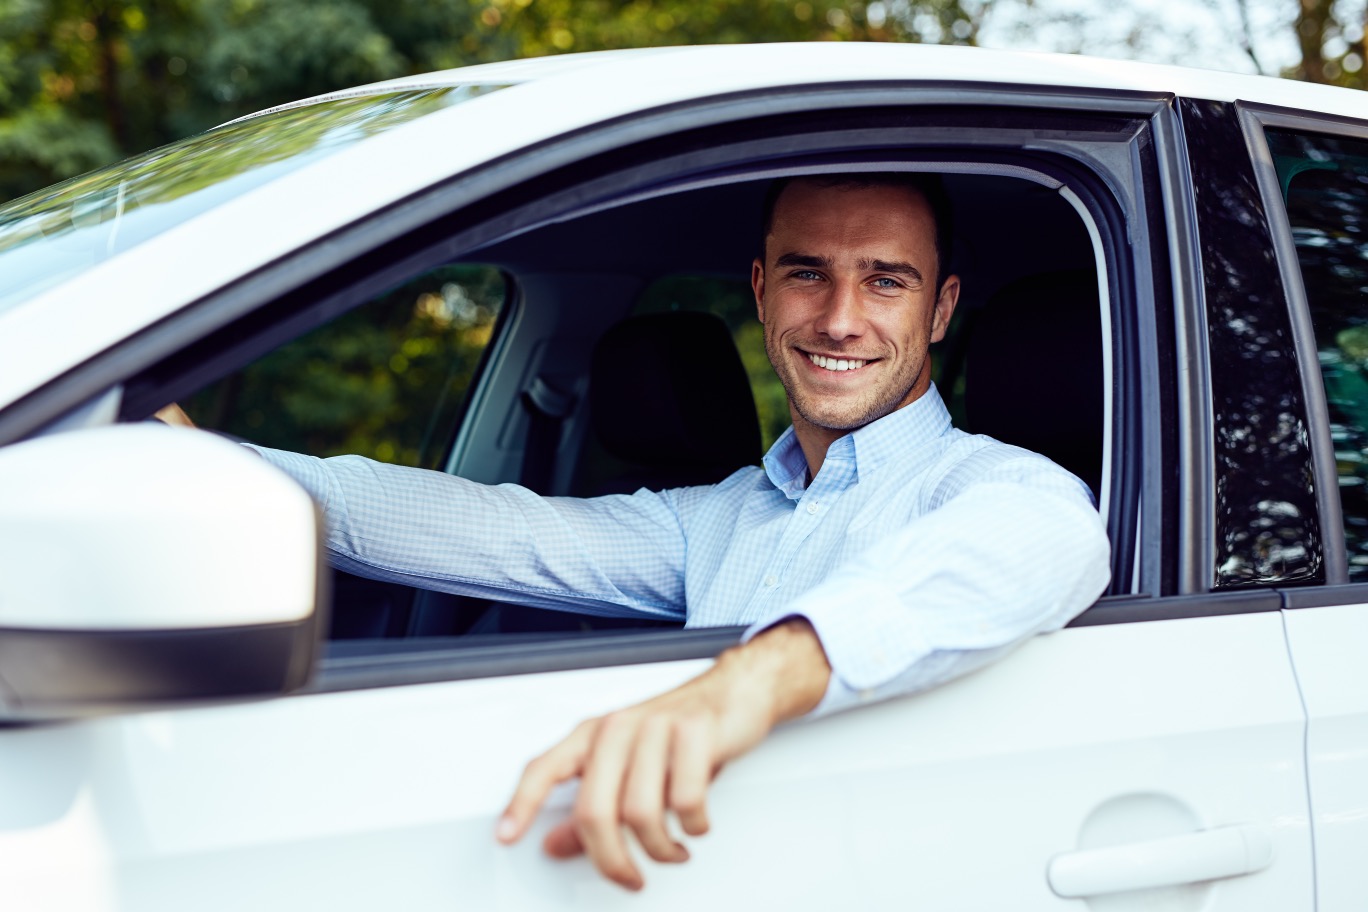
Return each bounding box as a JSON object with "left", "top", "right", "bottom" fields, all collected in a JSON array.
[{"left": 762, "top": 384, "right": 955, "bottom": 499}]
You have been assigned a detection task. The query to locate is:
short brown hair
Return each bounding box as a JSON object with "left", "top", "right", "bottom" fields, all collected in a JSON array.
[{"left": 759, "top": 172, "right": 954, "bottom": 291}]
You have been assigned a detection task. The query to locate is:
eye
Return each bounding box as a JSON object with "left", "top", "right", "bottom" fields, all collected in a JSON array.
[
  {"left": 871, "top": 276, "right": 902, "bottom": 288},
  {"left": 792, "top": 270, "right": 822, "bottom": 281}
]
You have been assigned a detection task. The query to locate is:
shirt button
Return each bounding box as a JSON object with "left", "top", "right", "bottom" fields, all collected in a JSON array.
[
  {"left": 806, "top": 502, "right": 819, "bottom": 515},
  {"left": 764, "top": 575, "right": 778, "bottom": 588},
  {"left": 859, "top": 688, "right": 876, "bottom": 702}
]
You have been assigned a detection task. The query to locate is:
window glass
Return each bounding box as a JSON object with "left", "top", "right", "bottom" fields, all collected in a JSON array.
[
  {"left": 1267, "top": 129, "right": 1368, "bottom": 579},
  {"left": 183, "top": 264, "right": 506, "bottom": 469},
  {"left": 0, "top": 86, "right": 502, "bottom": 316},
  {"left": 1181, "top": 99, "right": 1323, "bottom": 587}
]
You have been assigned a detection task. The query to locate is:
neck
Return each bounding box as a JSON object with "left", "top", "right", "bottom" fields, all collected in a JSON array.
[
  {"left": 791, "top": 412, "right": 845, "bottom": 481},
  {"left": 788, "top": 375, "right": 934, "bottom": 481}
]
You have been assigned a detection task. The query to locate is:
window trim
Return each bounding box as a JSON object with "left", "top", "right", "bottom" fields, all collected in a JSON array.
[
  {"left": 1156, "top": 100, "right": 1212, "bottom": 595},
  {"left": 310, "top": 626, "right": 745, "bottom": 693},
  {"left": 1237, "top": 103, "right": 1368, "bottom": 587}
]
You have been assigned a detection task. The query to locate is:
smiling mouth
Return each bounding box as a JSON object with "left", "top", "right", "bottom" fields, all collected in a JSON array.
[{"left": 805, "top": 351, "right": 873, "bottom": 372}]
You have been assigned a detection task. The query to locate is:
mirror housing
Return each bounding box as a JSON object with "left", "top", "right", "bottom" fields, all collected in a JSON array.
[{"left": 0, "top": 424, "right": 326, "bottom": 720}]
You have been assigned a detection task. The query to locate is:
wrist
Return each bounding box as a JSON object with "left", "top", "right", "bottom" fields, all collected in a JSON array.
[{"left": 718, "top": 617, "right": 831, "bottom": 725}]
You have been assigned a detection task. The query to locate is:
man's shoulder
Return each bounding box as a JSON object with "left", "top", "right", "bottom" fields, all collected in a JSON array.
[{"left": 925, "top": 429, "right": 1094, "bottom": 506}]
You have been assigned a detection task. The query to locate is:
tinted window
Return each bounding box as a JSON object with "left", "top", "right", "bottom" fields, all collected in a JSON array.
[
  {"left": 1181, "top": 99, "right": 1324, "bottom": 588},
  {"left": 1267, "top": 129, "right": 1368, "bottom": 579},
  {"left": 0, "top": 86, "right": 501, "bottom": 315},
  {"left": 184, "top": 264, "right": 506, "bottom": 469}
]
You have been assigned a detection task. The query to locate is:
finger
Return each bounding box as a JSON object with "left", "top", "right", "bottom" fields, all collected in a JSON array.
[
  {"left": 498, "top": 720, "right": 597, "bottom": 845},
  {"left": 621, "top": 715, "right": 689, "bottom": 864},
  {"left": 542, "top": 819, "right": 585, "bottom": 858},
  {"left": 153, "top": 403, "right": 196, "bottom": 428},
  {"left": 669, "top": 715, "right": 713, "bottom": 837},
  {"left": 574, "top": 712, "right": 645, "bottom": 891}
]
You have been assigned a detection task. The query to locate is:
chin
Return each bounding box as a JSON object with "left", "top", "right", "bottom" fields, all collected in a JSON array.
[{"left": 796, "top": 401, "right": 883, "bottom": 432}]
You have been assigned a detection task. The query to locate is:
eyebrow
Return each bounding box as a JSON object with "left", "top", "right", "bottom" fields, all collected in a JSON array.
[
  {"left": 861, "top": 258, "right": 924, "bottom": 282},
  {"left": 774, "top": 253, "right": 832, "bottom": 269},
  {"left": 774, "top": 253, "right": 925, "bottom": 284}
]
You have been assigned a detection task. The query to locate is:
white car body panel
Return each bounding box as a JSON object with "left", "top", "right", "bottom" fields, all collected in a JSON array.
[
  {"left": 4, "top": 614, "right": 1310, "bottom": 910},
  {"left": 1283, "top": 604, "right": 1368, "bottom": 912},
  {"left": 2, "top": 42, "right": 1364, "bottom": 409}
]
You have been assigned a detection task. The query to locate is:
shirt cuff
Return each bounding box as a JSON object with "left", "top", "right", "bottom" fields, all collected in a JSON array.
[{"left": 742, "top": 574, "right": 935, "bottom": 718}]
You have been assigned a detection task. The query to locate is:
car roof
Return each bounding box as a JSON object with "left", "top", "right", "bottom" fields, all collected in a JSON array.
[
  {"left": 3, "top": 42, "right": 1364, "bottom": 413},
  {"left": 231, "top": 42, "right": 1367, "bottom": 124}
]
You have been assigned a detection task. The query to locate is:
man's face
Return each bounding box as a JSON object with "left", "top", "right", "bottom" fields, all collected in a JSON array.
[{"left": 752, "top": 180, "right": 960, "bottom": 434}]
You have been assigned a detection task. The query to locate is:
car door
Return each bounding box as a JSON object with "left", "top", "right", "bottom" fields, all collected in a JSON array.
[
  {"left": 1247, "top": 110, "right": 1368, "bottom": 912},
  {"left": 0, "top": 73, "right": 1315, "bottom": 911}
]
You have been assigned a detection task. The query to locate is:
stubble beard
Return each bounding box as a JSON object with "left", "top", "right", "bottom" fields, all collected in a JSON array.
[{"left": 764, "top": 324, "right": 925, "bottom": 433}]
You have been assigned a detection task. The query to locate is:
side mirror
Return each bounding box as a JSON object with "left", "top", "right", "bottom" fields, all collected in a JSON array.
[{"left": 0, "top": 424, "right": 326, "bottom": 720}]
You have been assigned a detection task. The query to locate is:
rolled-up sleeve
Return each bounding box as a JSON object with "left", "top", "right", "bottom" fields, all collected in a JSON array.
[{"left": 745, "top": 452, "right": 1111, "bottom": 717}]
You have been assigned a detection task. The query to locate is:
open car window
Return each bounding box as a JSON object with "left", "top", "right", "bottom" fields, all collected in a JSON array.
[{"left": 114, "top": 94, "right": 1158, "bottom": 687}]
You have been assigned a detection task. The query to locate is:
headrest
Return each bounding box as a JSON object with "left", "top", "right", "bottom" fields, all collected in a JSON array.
[
  {"left": 964, "top": 270, "right": 1104, "bottom": 495},
  {"left": 591, "top": 312, "right": 762, "bottom": 474}
]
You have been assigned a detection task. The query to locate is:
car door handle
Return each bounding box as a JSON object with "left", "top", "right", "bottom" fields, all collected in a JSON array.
[{"left": 1047, "top": 824, "right": 1274, "bottom": 898}]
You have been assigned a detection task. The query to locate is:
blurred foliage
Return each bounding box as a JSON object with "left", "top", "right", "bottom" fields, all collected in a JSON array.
[
  {"left": 1288, "top": 0, "right": 1366, "bottom": 89},
  {"left": 0, "top": 0, "right": 979, "bottom": 203},
  {"left": 183, "top": 265, "right": 507, "bottom": 466}
]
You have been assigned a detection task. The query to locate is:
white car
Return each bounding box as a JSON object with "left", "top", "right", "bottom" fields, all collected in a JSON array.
[{"left": 1, "top": 43, "right": 1365, "bottom": 911}]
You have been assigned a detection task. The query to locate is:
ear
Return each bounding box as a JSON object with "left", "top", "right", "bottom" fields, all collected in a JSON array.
[
  {"left": 751, "top": 257, "right": 767, "bottom": 323},
  {"left": 930, "top": 274, "right": 961, "bottom": 343}
]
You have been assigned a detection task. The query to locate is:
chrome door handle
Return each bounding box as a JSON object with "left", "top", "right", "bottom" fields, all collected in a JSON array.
[{"left": 1048, "top": 825, "right": 1274, "bottom": 898}]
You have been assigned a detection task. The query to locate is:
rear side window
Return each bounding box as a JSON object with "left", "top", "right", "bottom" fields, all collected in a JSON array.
[
  {"left": 1266, "top": 130, "right": 1368, "bottom": 579},
  {"left": 184, "top": 265, "right": 506, "bottom": 469}
]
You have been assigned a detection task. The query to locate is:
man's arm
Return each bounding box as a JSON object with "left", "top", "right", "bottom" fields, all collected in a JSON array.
[
  {"left": 247, "top": 446, "right": 694, "bottom": 621},
  {"left": 767, "top": 465, "right": 1111, "bottom": 716},
  {"left": 497, "top": 617, "right": 830, "bottom": 892}
]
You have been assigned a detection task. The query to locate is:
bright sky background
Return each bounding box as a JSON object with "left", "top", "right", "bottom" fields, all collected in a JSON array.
[{"left": 966, "top": 0, "right": 1366, "bottom": 78}]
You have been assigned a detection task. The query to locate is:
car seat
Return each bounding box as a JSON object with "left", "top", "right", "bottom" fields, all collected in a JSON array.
[
  {"left": 584, "top": 310, "right": 763, "bottom": 495},
  {"left": 962, "top": 270, "right": 1105, "bottom": 500}
]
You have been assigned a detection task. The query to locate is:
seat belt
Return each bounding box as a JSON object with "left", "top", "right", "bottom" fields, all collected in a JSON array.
[{"left": 520, "top": 376, "right": 576, "bottom": 494}]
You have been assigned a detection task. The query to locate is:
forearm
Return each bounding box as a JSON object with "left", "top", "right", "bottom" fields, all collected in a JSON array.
[
  {"left": 248, "top": 445, "right": 688, "bottom": 618},
  {"left": 712, "top": 617, "right": 831, "bottom": 725}
]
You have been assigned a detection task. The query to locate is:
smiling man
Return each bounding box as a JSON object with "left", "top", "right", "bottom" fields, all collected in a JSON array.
[
  {"left": 219, "top": 172, "right": 1110, "bottom": 892},
  {"left": 492, "top": 174, "right": 1109, "bottom": 889}
]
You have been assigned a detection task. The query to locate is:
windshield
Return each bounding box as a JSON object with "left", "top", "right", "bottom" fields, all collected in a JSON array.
[{"left": 0, "top": 85, "right": 501, "bottom": 316}]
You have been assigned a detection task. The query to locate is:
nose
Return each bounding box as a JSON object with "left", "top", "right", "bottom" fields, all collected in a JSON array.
[{"left": 813, "top": 279, "right": 865, "bottom": 342}]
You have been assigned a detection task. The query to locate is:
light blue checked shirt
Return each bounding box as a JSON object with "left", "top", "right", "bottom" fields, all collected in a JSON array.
[{"left": 253, "top": 384, "right": 1110, "bottom": 716}]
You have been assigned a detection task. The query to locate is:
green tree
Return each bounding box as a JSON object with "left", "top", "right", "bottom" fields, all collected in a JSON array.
[
  {"left": 0, "top": 0, "right": 980, "bottom": 203},
  {"left": 1289, "top": 0, "right": 1365, "bottom": 89}
]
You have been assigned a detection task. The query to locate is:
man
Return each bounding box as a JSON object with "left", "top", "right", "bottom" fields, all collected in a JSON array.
[{"left": 170, "top": 173, "right": 1109, "bottom": 891}]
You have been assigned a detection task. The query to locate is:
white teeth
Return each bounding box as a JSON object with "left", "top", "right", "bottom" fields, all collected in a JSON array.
[{"left": 809, "top": 353, "right": 867, "bottom": 372}]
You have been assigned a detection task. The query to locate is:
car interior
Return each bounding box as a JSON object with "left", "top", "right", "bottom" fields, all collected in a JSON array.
[{"left": 247, "top": 171, "right": 1104, "bottom": 643}]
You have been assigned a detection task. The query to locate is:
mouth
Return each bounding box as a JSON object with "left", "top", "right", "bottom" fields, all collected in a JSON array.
[{"left": 803, "top": 351, "right": 875, "bottom": 373}]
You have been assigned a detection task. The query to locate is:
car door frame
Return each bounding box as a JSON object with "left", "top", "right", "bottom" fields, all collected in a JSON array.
[{"left": 1238, "top": 100, "right": 1368, "bottom": 912}]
